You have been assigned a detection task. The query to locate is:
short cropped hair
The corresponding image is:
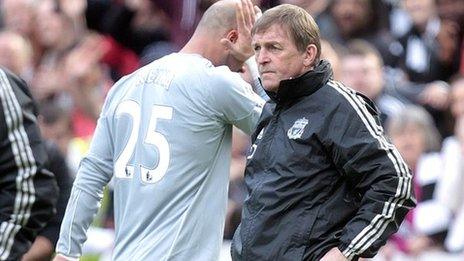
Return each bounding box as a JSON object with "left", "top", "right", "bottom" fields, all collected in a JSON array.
[
  {"left": 252, "top": 4, "right": 321, "bottom": 61},
  {"left": 344, "top": 39, "right": 384, "bottom": 67}
]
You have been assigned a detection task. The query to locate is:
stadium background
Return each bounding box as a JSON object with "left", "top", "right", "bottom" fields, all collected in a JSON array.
[{"left": 1, "top": 0, "right": 464, "bottom": 260}]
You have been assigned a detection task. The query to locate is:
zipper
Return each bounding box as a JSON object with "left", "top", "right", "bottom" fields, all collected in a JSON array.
[
  {"left": 242, "top": 106, "right": 284, "bottom": 258},
  {"left": 262, "top": 105, "right": 283, "bottom": 172}
]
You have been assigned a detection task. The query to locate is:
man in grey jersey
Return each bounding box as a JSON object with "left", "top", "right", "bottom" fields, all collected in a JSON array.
[{"left": 54, "top": 0, "right": 265, "bottom": 260}]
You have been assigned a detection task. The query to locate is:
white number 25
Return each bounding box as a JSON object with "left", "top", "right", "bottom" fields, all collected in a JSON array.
[{"left": 114, "top": 100, "right": 173, "bottom": 183}]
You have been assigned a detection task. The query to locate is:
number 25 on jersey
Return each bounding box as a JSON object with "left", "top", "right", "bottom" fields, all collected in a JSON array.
[{"left": 114, "top": 100, "right": 173, "bottom": 184}]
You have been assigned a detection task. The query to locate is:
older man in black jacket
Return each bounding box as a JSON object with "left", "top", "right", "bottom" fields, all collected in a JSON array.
[{"left": 231, "top": 4, "right": 416, "bottom": 261}]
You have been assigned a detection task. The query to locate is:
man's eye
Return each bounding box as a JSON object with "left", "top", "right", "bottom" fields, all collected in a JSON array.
[{"left": 253, "top": 46, "right": 261, "bottom": 51}]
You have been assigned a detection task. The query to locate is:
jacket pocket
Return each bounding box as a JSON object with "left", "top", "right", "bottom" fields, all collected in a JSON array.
[
  {"left": 290, "top": 204, "right": 322, "bottom": 246},
  {"left": 303, "top": 204, "right": 322, "bottom": 243}
]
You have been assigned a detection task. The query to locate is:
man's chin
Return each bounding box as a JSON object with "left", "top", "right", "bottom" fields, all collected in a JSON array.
[{"left": 262, "top": 81, "right": 278, "bottom": 92}]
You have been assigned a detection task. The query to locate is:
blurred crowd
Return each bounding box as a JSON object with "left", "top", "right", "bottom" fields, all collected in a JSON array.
[{"left": 0, "top": 0, "right": 463, "bottom": 260}]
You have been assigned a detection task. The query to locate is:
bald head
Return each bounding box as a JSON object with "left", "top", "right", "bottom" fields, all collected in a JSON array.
[
  {"left": 195, "top": 0, "right": 238, "bottom": 36},
  {"left": 181, "top": 0, "right": 250, "bottom": 71}
]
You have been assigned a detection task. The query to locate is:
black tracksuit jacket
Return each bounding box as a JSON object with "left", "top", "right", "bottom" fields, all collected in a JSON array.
[
  {"left": 231, "top": 61, "right": 416, "bottom": 261},
  {"left": 0, "top": 68, "right": 58, "bottom": 260}
]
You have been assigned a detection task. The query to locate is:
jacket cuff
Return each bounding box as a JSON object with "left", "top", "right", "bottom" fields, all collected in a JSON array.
[{"left": 337, "top": 243, "right": 358, "bottom": 261}]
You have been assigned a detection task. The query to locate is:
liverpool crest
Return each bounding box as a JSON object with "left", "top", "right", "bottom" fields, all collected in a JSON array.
[{"left": 287, "top": 117, "right": 309, "bottom": 139}]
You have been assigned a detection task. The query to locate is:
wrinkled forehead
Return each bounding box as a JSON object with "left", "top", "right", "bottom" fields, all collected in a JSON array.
[{"left": 252, "top": 24, "right": 292, "bottom": 44}]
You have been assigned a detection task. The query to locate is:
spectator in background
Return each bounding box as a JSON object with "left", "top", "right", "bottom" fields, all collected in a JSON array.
[
  {"left": 0, "top": 0, "right": 38, "bottom": 82},
  {"left": 342, "top": 39, "right": 452, "bottom": 136},
  {"left": 0, "top": 30, "right": 34, "bottom": 82},
  {"left": 279, "top": 0, "right": 329, "bottom": 17},
  {"left": 31, "top": 0, "right": 79, "bottom": 101},
  {"left": 100, "top": 0, "right": 172, "bottom": 56},
  {"left": 80, "top": 0, "right": 142, "bottom": 80},
  {"left": 341, "top": 40, "right": 409, "bottom": 125},
  {"left": 0, "top": 0, "right": 36, "bottom": 39},
  {"left": 435, "top": 75, "right": 464, "bottom": 253},
  {"left": 323, "top": 0, "right": 399, "bottom": 66},
  {"left": 436, "top": 0, "right": 464, "bottom": 76},
  {"left": 450, "top": 75, "right": 464, "bottom": 119},
  {"left": 397, "top": 0, "right": 461, "bottom": 83},
  {"left": 436, "top": 115, "right": 464, "bottom": 253},
  {"left": 61, "top": 33, "right": 114, "bottom": 139},
  {"left": 385, "top": 105, "right": 449, "bottom": 257},
  {"left": 280, "top": 0, "right": 335, "bottom": 56},
  {"left": 320, "top": 39, "right": 342, "bottom": 80},
  {"left": 56, "top": 0, "right": 88, "bottom": 37},
  {"left": 437, "top": 0, "right": 464, "bottom": 37},
  {"left": 39, "top": 101, "right": 85, "bottom": 176},
  {"left": 0, "top": 67, "right": 58, "bottom": 260}
]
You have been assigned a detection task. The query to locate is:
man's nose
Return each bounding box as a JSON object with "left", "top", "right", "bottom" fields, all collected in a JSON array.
[{"left": 256, "top": 49, "right": 270, "bottom": 64}]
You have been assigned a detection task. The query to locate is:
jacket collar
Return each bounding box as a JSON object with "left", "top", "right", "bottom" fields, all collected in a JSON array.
[{"left": 266, "top": 60, "right": 333, "bottom": 104}]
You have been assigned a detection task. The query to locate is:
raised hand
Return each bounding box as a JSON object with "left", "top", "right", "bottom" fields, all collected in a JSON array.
[{"left": 221, "top": 0, "right": 261, "bottom": 62}]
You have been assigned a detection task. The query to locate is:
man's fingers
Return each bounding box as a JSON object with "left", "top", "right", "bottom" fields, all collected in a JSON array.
[
  {"left": 254, "top": 5, "right": 262, "bottom": 19},
  {"left": 245, "top": 0, "right": 254, "bottom": 24},
  {"left": 236, "top": 1, "right": 246, "bottom": 30}
]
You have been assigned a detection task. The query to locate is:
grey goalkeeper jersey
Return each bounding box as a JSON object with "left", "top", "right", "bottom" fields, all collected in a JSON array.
[{"left": 56, "top": 53, "right": 264, "bottom": 260}]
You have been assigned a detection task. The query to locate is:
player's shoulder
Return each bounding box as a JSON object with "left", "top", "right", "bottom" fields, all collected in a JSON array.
[
  {"left": 208, "top": 65, "right": 242, "bottom": 83},
  {"left": 203, "top": 65, "right": 250, "bottom": 97},
  {"left": 102, "top": 54, "right": 188, "bottom": 110}
]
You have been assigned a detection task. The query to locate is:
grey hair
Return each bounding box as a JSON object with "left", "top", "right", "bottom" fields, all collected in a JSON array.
[
  {"left": 386, "top": 105, "right": 442, "bottom": 152},
  {"left": 252, "top": 4, "right": 321, "bottom": 61}
]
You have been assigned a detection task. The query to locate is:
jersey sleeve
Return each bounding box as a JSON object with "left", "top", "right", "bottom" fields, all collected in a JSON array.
[
  {"left": 209, "top": 69, "right": 264, "bottom": 135},
  {"left": 56, "top": 104, "right": 114, "bottom": 258}
]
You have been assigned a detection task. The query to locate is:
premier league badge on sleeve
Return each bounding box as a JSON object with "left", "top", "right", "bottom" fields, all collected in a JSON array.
[{"left": 287, "top": 117, "right": 309, "bottom": 139}]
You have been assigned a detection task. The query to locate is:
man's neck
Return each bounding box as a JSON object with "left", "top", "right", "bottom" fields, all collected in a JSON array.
[{"left": 180, "top": 36, "right": 219, "bottom": 66}]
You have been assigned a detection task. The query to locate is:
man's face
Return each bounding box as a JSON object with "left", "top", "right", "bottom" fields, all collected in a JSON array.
[
  {"left": 2, "top": 0, "right": 35, "bottom": 36},
  {"left": 341, "top": 54, "right": 383, "bottom": 100},
  {"left": 331, "top": 0, "right": 370, "bottom": 37},
  {"left": 252, "top": 24, "right": 309, "bottom": 92},
  {"left": 403, "top": 0, "right": 435, "bottom": 28},
  {"left": 390, "top": 123, "right": 426, "bottom": 169}
]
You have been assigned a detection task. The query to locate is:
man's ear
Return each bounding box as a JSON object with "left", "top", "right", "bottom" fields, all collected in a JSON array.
[
  {"left": 303, "top": 44, "right": 318, "bottom": 67},
  {"left": 227, "top": 30, "right": 238, "bottom": 43},
  {"left": 220, "top": 30, "right": 238, "bottom": 50}
]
